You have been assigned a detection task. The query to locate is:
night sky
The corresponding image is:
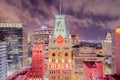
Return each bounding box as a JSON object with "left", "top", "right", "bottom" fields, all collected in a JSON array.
[{"left": 0, "top": 0, "right": 120, "bottom": 40}]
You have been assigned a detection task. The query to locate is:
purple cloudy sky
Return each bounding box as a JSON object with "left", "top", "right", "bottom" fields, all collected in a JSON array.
[{"left": 0, "top": 0, "right": 120, "bottom": 40}]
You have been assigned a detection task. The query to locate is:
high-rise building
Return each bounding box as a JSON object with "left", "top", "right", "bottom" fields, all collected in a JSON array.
[
  {"left": 30, "top": 25, "right": 53, "bottom": 61},
  {"left": 0, "top": 41, "right": 7, "bottom": 80},
  {"left": 73, "top": 53, "right": 104, "bottom": 80},
  {"left": 30, "top": 25, "right": 53, "bottom": 45},
  {"left": 83, "top": 61, "right": 104, "bottom": 80},
  {"left": 0, "top": 23, "right": 28, "bottom": 75},
  {"left": 102, "top": 32, "right": 113, "bottom": 56},
  {"left": 47, "top": 15, "right": 73, "bottom": 80},
  {"left": 32, "top": 43, "right": 44, "bottom": 79},
  {"left": 115, "top": 27, "right": 120, "bottom": 74},
  {"left": 29, "top": 25, "right": 53, "bottom": 77},
  {"left": 22, "top": 27, "right": 29, "bottom": 66}
]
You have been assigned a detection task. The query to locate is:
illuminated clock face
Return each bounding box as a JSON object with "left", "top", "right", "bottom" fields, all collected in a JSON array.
[
  {"left": 116, "top": 27, "right": 120, "bottom": 35},
  {"left": 56, "top": 35, "right": 64, "bottom": 44}
]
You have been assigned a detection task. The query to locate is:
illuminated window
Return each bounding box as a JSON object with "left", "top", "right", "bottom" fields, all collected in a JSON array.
[
  {"left": 58, "top": 52, "right": 62, "bottom": 57},
  {"left": 52, "top": 58, "right": 55, "bottom": 62},
  {"left": 64, "top": 70, "right": 66, "bottom": 74},
  {"left": 49, "top": 71, "right": 51, "bottom": 74},
  {"left": 58, "top": 70, "right": 60, "bottom": 74},
  {"left": 52, "top": 76, "right": 55, "bottom": 79}
]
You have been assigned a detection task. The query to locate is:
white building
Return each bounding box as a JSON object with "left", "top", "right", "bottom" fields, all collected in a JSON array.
[{"left": 102, "top": 32, "right": 113, "bottom": 56}]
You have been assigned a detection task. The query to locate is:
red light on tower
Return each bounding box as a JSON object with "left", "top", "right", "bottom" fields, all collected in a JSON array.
[{"left": 116, "top": 27, "right": 120, "bottom": 35}]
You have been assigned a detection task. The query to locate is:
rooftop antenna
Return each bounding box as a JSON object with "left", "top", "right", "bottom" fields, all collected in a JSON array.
[{"left": 59, "top": 0, "right": 62, "bottom": 15}]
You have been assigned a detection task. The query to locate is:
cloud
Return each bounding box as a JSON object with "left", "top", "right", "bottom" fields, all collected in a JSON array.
[
  {"left": 62, "top": 0, "right": 120, "bottom": 29},
  {"left": 83, "top": 0, "right": 120, "bottom": 17},
  {"left": 66, "top": 15, "right": 94, "bottom": 28},
  {"left": 0, "top": 0, "right": 120, "bottom": 40},
  {"left": 0, "top": 0, "right": 21, "bottom": 22},
  {"left": 106, "top": 18, "right": 120, "bottom": 29}
]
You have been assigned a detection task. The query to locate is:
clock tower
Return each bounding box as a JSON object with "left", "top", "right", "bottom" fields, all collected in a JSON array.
[{"left": 47, "top": 15, "right": 73, "bottom": 80}]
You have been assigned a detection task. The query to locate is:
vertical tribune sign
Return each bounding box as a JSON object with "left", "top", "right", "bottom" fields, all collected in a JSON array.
[{"left": 116, "top": 27, "right": 120, "bottom": 36}]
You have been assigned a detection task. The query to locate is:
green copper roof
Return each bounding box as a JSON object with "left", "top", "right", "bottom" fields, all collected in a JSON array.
[{"left": 54, "top": 15, "right": 67, "bottom": 38}]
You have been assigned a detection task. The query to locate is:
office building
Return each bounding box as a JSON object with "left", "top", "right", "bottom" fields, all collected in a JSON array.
[
  {"left": 0, "top": 23, "right": 28, "bottom": 74},
  {"left": 0, "top": 41, "right": 7, "bottom": 80},
  {"left": 73, "top": 53, "right": 104, "bottom": 80},
  {"left": 83, "top": 61, "right": 104, "bottom": 80},
  {"left": 32, "top": 43, "right": 44, "bottom": 79},
  {"left": 30, "top": 25, "right": 53, "bottom": 60}
]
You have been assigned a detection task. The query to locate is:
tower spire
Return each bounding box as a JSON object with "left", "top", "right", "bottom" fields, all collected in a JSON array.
[{"left": 59, "top": 0, "right": 62, "bottom": 15}]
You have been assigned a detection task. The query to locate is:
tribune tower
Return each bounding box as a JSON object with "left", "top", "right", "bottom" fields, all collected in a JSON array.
[{"left": 47, "top": 15, "right": 73, "bottom": 80}]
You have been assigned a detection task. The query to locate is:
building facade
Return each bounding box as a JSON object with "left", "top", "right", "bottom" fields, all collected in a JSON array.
[
  {"left": 30, "top": 25, "right": 53, "bottom": 45},
  {"left": 47, "top": 15, "right": 73, "bottom": 80},
  {"left": 32, "top": 43, "right": 44, "bottom": 79},
  {"left": 73, "top": 53, "right": 104, "bottom": 80},
  {"left": 83, "top": 61, "right": 104, "bottom": 80},
  {"left": 30, "top": 25, "right": 53, "bottom": 63},
  {"left": 0, "top": 23, "right": 28, "bottom": 75},
  {"left": 115, "top": 27, "right": 120, "bottom": 74},
  {"left": 0, "top": 41, "right": 7, "bottom": 80},
  {"left": 102, "top": 32, "right": 113, "bottom": 56}
]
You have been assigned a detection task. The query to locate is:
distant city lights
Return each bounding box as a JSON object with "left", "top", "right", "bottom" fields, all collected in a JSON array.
[{"left": 41, "top": 25, "right": 47, "bottom": 29}]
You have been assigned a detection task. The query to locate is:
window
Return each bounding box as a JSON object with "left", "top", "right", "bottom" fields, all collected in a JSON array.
[
  {"left": 65, "top": 52, "right": 68, "bottom": 56},
  {"left": 58, "top": 52, "right": 62, "bottom": 57},
  {"left": 40, "top": 50, "right": 42, "bottom": 53},
  {"left": 52, "top": 58, "right": 55, "bottom": 62},
  {"left": 52, "top": 53, "right": 55, "bottom": 56}
]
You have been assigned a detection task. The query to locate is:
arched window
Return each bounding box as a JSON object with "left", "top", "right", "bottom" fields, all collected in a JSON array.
[
  {"left": 65, "top": 52, "right": 68, "bottom": 56},
  {"left": 58, "top": 52, "right": 62, "bottom": 57},
  {"left": 52, "top": 53, "right": 55, "bottom": 56}
]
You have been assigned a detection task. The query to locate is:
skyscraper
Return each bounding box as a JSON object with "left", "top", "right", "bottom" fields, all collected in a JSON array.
[
  {"left": 30, "top": 25, "right": 53, "bottom": 58},
  {"left": 0, "top": 41, "right": 7, "bottom": 80},
  {"left": 0, "top": 23, "right": 28, "bottom": 75},
  {"left": 30, "top": 25, "right": 53, "bottom": 45},
  {"left": 115, "top": 27, "right": 120, "bottom": 74},
  {"left": 102, "top": 32, "right": 113, "bottom": 56},
  {"left": 47, "top": 15, "right": 73, "bottom": 80},
  {"left": 32, "top": 43, "right": 44, "bottom": 79}
]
